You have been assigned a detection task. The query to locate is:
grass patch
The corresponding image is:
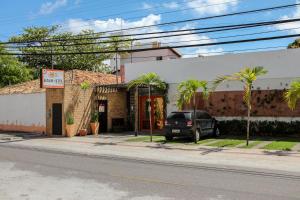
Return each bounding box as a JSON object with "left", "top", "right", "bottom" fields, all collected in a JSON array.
[
  {"left": 263, "top": 141, "right": 298, "bottom": 151},
  {"left": 126, "top": 136, "right": 165, "bottom": 143},
  {"left": 126, "top": 136, "right": 217, "bottom": 145},
  {"left": 196, "top": 139, "right": 217, "bottom": 145},
  {"left": 207, "top": 139, "right": 245, "bottom": 148},
  {"left": 239, "top": 141, "right": 263, "bottom": 149}
]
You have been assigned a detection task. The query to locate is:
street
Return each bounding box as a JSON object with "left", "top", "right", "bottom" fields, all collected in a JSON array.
[{"left": 0, "top": 145, "right": 299, "bottom": 200}]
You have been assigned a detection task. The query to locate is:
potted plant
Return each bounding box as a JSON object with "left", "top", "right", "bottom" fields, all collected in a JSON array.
[
  {"left": 65, "top": 112, "right": 75, "bottom": 137},
  {"left": 79, "top": 80, "right": 90, "bottom": 136},
  {"left": 90, "top": 111, "right": 99, "bottom": 135}
]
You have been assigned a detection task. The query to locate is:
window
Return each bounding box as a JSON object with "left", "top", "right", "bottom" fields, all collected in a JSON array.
[
  {"left": 156, "top": 56, "right": 163, "bottom": 61},
  {"left": 167, "top": 112, "right": 192, "bottom": 120},
  {"left": 197, "top": 112, "right": 212, "bottom": 119}
]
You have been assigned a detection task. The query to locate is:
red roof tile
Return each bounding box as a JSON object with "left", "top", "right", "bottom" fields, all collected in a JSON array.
[{"left": 0, "top": 70, "right": 120, "bottom": 95}]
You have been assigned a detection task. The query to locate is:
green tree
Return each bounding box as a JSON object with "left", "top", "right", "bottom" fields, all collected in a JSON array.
[
  {"left": 9, "top": 26, "right": 58, "bottom": 68},
  {"left": 176, "top": 80, "right": 210, "bottom": 143},
  {"left": 127, "top": 73, "right": 166, "bottom": 142},
  {"left": 9, "top": 26, "right": 131, "bottom": 72},
  {"left": 0, "top": 45, "right": 32, "bottom": 87},
  {"left": 288, "top": 38, "right": 300, "bottom": 49},
  {"left": 284, "top": 80, "right": 300, "bottom": 110},
  {"left": 213, "top": 67, "right": 268, "bottom": 146}
]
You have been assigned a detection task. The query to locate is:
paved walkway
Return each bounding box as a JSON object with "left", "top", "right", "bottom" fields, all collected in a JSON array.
[
  {"left": 293, "top": 143, "right": 300, "bottom": 151},
  {"left": 1, "top": 133, "right": 300, "bottom": 174}
]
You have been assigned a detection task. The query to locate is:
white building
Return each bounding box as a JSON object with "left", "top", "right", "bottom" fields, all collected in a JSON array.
[{"left": 110, "top": 41, "right": 181, "bottom": 72}]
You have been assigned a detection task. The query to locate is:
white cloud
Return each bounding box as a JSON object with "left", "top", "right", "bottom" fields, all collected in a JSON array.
[
  {"left": 186, "top": 0, "right": 238, "bottom": 15},
  {"left": 39, "top": 0, "right": 68, "bottom": 15},
  {"left": 275, "top": 1, "right": 300, "bottom": 34},
  {"left": 163, "top": 2, "right": 180, "bottom": 9},
  {"left": 66, "top": 14, "right": 162, "bottom": 34},
  {"left": 142, "top": 2, "right": 153, "bottom": 9},
  {"left": 65, "top": 14, "right": 222, "bottom": 57}
]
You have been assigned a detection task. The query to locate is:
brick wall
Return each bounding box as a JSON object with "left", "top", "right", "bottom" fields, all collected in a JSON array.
[
  {"left": 64, "top": 84, "right": 94, "bottom": 135},
  {"left": 97, "top": 91, "right": 127, "bottom": 131},
  {"left": 184, "top": 90, "right": 300, "bottom": 117}
]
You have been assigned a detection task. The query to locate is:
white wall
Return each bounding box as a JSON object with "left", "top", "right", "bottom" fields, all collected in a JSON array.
[
  {"left": 0, "top": 92, "right": 46, "bottom": 130},
  {"left": 111, "top": 49, "right": 180, "bottom": 70},
  {"left": 125, "top": 48, "right": 300, "bottom": 87},
  {"left": 125, "top": 48, "right": 300, "bottom": 116}
]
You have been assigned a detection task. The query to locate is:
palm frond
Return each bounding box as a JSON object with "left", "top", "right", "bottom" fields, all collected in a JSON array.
[
  {"left": 127, "top": 72, "right": 166, "bottom": 90},
  {"left": 252, "top": 66, "right": 268, "bottom": 77},
  {"left": 284, "top": 80, "right": 300, "bottom": 110},
  {"left": 176, "top": 79, "right": 210, "bottom": 110},
  {"left": 212, "top": 75, "right": 239, "bottom": 91}
]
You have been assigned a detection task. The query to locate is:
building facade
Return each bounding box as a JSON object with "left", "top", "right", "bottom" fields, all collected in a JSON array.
[{"left": 125, "top": 48, "right": 300, "bottom": 122}]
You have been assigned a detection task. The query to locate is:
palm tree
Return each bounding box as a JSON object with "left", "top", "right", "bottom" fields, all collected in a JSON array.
[
  {"left": 176, "top": 80, "right": 210, "bottom": 143},
  {"left": 213, "top": 67, "right": 268, "bottom": 146},
  {"left": 284, "top": 80, "right": 300, "bottom": 110},
  {"left": 127, "top": 73, "right": 166, "bottom": 142}
]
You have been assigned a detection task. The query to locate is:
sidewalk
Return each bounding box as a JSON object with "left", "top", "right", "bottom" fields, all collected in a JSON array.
[{"left": 1, "top": 133, "right": 300, "bottom": 174}]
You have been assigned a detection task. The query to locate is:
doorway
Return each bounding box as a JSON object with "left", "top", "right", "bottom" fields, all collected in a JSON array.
[
  {"left": 98, "top": 100, "right": 108, "bottom": 133},
  {"left": 139, "top": 96, "right": 164, "bottom": 131},
  {"left": 52, "top": 103, "right": 62, "bottom": 135}
]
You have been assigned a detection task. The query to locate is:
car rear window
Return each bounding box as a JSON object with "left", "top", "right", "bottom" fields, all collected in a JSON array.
[
  {"left": 197, "top": 112, "right": 212, "bottom": 119},
  {"left": 167, "top": 112, "right": 192, "bottom": 120}
]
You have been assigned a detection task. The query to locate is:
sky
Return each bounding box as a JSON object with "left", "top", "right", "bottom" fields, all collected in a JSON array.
[{"left": 1, "top": 0, "right": 300, "bottom": 56}]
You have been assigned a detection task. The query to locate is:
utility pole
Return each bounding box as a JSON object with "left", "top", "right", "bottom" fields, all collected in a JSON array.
[
  {"left": 50, "top": 42, "right": 54, "bottom": 69},
  {"left": 130, "top": 40, "right": 133, "bottom": 63},
  {"left": 115, "top": 47, "right": 119, "bottom": 85}
]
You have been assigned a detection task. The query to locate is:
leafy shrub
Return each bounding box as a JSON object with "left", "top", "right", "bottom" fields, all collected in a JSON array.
[
  {"left": 66, "top": 112, "right": 74, "bottom": 125},
  {"left": 91, "top": 111, "right": 98, "bottom": 123},
  {"left": 218, "top": 120, "right": 300, "bottom": 137}
]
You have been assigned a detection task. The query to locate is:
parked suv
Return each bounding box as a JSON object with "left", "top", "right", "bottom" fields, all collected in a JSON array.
[{"left": 164, "top": 110, "right": 220, "bottom": 141}]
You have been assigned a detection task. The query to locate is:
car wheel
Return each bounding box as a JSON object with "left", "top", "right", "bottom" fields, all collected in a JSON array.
[
  {"left": 194, "top": 129, "right": 200, "bottom": 143},
  {"left": 214, "top": 127, "right": 220, "bottom": 137},
  {"left": 165, "top": 135, "right": 173, "bottom": 141}
]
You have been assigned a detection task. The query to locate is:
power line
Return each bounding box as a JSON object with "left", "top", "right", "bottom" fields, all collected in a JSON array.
[
  {"left": 2, "top": 45, "right": 288, "bottom": 58},
  {"left": 95, "top": 46, "right": 290, "bottom": 59},
  {"left": 3, "top": 2, "right": 299, "bottom": 43},
  {"left": 5, "top": 23, "right": 300, "bottom": 52},
  {"left": 1, "top": 33, "right": 299, "bottom": 56},
  {"left": 56, "top": 0, "right": 239, "bottom": 33},
  {"left": 0, "top": 0, "right": 201, "bottom": 35},
  {"left": 4, "top": 17, "right": 300, "bottom": 47},
  {"left": 53, "top": 2, "right": 300, "bottom": 37}
]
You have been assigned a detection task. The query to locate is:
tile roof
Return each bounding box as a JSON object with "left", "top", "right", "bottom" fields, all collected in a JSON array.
[
  {"left": 0, "top": 79, "right": 44, "bottom": 95},
  {"left": 65, "top": 70, "right": 120, "bottom": 85},
  {"left": 0, "top": 70, "right": 120, "bottom": 95}
]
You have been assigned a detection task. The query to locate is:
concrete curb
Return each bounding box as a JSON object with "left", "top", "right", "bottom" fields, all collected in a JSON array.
[
  {"left": 43, "top": 137, "right": 300, "bottom": 157},
  {"left": 1, "top": 143, "right": 300, "bottom": 181}
]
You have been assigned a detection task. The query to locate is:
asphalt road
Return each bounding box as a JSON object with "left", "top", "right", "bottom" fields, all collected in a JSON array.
[{"left": 0, "top": 146, "right": 299, "bottom": 200}]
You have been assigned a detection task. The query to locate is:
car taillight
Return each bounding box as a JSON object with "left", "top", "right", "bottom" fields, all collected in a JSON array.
[
  {"left": 165, "top": 120, "right": 169, "bottom": 126},
  {"left": 187, "top": 120, "right": 193, "bottom": 127}
]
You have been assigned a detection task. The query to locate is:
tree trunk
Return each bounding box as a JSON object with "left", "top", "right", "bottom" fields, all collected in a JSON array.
[
  {"left": 193, "top": 94, "right": 197, "bottom": 144},
  {"left": 246, "top": 89, "right": 252, "bottom": 146},
  {"left": 148, "top": 85, "right": 153, "bottom": 142}
]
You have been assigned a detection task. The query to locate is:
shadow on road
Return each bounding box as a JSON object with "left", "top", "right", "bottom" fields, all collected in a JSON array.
[{"left": 0, "top": 132, "right": 50, "bottom": 144}]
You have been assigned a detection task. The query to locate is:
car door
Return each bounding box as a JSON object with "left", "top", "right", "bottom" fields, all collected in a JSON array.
[
  {"left": 203, "top": 112, "right": 214, "bottom": 134},
  {"left": 196, "top": 112, "right": 209, "bottom": 135}
]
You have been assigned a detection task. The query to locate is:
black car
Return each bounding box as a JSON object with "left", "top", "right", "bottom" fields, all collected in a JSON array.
[{"left": 164, "top": 110, "right": 220, "bottom": 141}]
